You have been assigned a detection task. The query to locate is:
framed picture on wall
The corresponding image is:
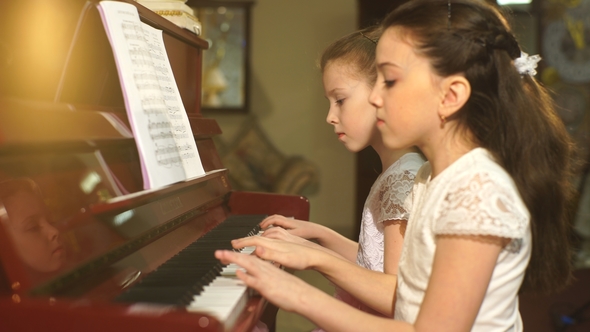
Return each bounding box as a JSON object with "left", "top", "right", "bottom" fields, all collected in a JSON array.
[{"left": 188, "top": 0, "right": 254, "bottom": 113}]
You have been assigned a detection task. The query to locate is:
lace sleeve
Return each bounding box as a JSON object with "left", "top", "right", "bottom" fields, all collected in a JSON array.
[
  {"left": 377, "top": 169, "right": 416, "bottom": 223},
  {"left": 434, "top": 172, "right": 529, "bottom": 251}
]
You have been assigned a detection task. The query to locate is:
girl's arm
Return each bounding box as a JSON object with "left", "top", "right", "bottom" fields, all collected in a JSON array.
[
  {"left": 383, "top": 219, "right": 407, "bottom": 275},
  {"left": 221, "top": 233, "right": 505, "bottom": 332},
  {"left": 414, "top": 235, "right": 505, "bottom": 331},
  {"left": 260, "top": 214, "right": 359, "bottom": 262},
  {"left": 215, "top": 249, "right": 413, "bottom": 332},
  {"left": 262, "top": 226, "right": 349, "bottom": 261},
  {"left": 231, "top": 236, "right": 398, "bottom": 316}
]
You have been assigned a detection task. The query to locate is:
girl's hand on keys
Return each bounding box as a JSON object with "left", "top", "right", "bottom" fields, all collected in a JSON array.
[
  {"left": 260, "top": 215, "right": 319, "bottom": 240},
  {"left": 230, "top": 236, "right": 320, "bottom": 271},
  {"left": 215, "top": 250, "right": 316, "bottom": 313}
]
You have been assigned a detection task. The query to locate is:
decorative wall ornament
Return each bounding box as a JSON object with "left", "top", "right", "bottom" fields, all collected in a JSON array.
[
  {"left": 138, "top": 0, "right": 202, "bottom": 35},
  {"left": 214, "top": 118, "right": 320, "bottom": 196}
]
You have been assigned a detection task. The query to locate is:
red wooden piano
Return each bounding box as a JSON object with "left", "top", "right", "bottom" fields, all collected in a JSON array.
[{"left": 0, "top": 1, "right": 309, "bottom": 331}]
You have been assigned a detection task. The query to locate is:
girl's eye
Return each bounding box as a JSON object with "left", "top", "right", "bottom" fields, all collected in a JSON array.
[
  {"left": 26, "top": 225, "right": 41, "bottom": 233},
  {"left": 335, "top": 99, "right": 345, "bottom": 106},
  {"left": 24, "top": 222, "right": 41, "bottom": 233},
  {"left": 384, "top": 80, "right": 396, "bottom": 88}
]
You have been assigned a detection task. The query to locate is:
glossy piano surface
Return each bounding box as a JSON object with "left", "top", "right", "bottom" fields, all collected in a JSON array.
[{"left": 0, "top": 1, "right": 309, "bottom": 331}]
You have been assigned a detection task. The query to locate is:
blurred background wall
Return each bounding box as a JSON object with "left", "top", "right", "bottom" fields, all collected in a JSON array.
[{"left": 209, "top": 0, "right": 359, "bottom": 238}]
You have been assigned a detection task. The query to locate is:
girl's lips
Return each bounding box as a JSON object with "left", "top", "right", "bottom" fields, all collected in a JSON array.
[
  {"left": 337, "top": 133, "right": 345, "bottom": 139},
  {"left": 53, "top": 246, "right": 65, "bottom": 257},
  {"left": 376, "top": 119, "right": 385, "bottom": 126}
]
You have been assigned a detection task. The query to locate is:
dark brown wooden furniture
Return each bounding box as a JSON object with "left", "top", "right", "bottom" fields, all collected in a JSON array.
[{"left": 0, "top": 1, "right": 308, "bottom": 331}]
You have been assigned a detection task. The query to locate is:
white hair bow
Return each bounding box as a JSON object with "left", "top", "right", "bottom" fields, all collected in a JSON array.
[{"left": 514, "top": 51, "right": 541, "bottom": 76}]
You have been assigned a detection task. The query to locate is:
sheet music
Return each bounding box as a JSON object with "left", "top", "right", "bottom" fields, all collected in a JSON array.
[{"left": 97, "top": 1, "right": 205, "bottom": 189}]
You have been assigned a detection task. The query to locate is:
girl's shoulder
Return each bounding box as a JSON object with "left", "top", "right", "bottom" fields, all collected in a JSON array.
[
  {"left": 385, "top": 152, "right": 427, "bottom": 176},
  {"left": 451, "top": 148, "right": 513, "bottom": 184},
  {"left": 433, "top": 149, "right": 530, "bottom": 242},
  {"left": 399, "top": 152, "right": 427, "bottom": 170},
  {"left": 439, "top": 148, "right": 528, "bottom": 215},
  {"left": 413, "top": 160, "right": 431, "bottom": 186},
  {"left": 429, "top": 148, "right": 524, "bottom": 207}
]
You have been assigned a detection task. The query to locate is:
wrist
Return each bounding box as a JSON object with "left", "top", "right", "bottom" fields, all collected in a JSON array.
[
  {"left": 312, "top": 223, "right": 333, "bottom": 245},
  {"left": 307, "top": 249, "right": 332, "bottom": 271},
  {"left": 295, "top": 282, "right": 329, "bottom": 316}
]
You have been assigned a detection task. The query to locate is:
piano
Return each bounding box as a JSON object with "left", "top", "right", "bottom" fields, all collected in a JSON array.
[{"left": 0, "top": 1, "right": 309, "bottom": 331}]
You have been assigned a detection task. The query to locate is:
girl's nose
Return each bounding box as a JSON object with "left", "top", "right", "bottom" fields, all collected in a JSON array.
[
  {"left": 43, "top": 220, "right": 59, "bottom": 242},
  {"left": 326, "top": 108, "right": 338, "bottom": 125},
  {"left": 369, "top": 86, "right": 382, "bottom": 108}
]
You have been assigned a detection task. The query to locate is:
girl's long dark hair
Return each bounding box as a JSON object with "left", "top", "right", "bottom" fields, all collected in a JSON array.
[{"left": 382, "top": 0, "right": 576, "bottom": 293}]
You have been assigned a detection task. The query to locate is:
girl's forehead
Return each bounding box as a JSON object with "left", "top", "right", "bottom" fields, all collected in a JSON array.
[
  {"left": 325, "top": 59, "right": 360, "bottom": 74},
  {"left": 376, "top": 31, "right": 419, "bottom": 67},
  {"left": 380, "top": 27, "right": 412, "bottom": 45},
  {"left": 380, "top": 28, "right": 415, "bottom": 46},
  {"left": 324, "top": 60, "right": 366, "bottom": 82}
]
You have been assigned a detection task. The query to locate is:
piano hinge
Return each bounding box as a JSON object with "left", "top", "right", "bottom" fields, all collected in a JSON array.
[{"left": 119, "top": 270, "right": 142, "bottom": 289}]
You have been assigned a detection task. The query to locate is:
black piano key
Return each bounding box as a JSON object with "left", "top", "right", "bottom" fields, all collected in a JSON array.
[
  {"left": 114, "top": 214, "right": 265, "bottom": 306},
  {"left": 116, "top": 287, "right": 190, "bottom": 304}
]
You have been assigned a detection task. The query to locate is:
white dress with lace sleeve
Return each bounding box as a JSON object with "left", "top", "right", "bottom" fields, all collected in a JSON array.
[
  {"left": 395, "top": 148, "right": 531, "bottom": 331},
  {"left": 327, "top": 152, "right": 424, "bottom": 321},
  {"left": 356, "top": 152, "right": 425, "bottom": 272}
]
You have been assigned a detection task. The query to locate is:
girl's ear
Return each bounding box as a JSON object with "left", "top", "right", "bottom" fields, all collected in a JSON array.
[{"left": 439, "top": 75, "right": 470, "bottom": 118}]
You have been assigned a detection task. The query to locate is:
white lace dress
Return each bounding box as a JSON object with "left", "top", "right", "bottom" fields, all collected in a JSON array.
[
  {"left": 395, "top": 148, "right": 531, "bottom": 331},
  {"left": 330, "top": 152, "right": 425, "bottom": 316}
]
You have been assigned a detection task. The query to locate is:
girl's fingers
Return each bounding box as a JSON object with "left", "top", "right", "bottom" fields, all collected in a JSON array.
[
  {"left": 215, "top": 250, "right": 273, "bottom": 289},
  {"left": 229, "top": 236, "right": 312, "bottom": 269},
  {"left": 231, "top": 236, "right": 266, "bottom": 249},
  {"left": 261, "top": 216, "right": 294, "bottom": 230},
  {"left": 215, "top": 250, "right": 258, "bottom": 272},
  {"left": 214, "top": 249, "right": 237, "bottom": 265},
  {"left": 260, "top": 214, "right": 285, "bottom": 228},
  {"left": 231, "top": 237, "right": 278, "bottom": 261},
  {"left": 264, "top": 228, "right": 303, "bottom": 245},
  {"left": 262, "top": 227, "right": 287, "bottom": 239}
]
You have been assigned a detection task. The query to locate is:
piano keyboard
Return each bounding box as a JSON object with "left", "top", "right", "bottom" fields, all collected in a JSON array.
[{"left": 115, "top": 214, "right": 265, "bottom": 328}]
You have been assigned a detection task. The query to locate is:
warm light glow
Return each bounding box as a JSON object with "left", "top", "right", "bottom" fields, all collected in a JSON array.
[{"left": 19, "top": 1, "right": 75, "bottom": 97}]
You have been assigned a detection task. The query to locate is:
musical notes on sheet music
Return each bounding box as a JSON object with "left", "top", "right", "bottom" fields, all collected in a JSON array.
[{"left": 98, "top": 1, "right": 205, "bottom": 189}]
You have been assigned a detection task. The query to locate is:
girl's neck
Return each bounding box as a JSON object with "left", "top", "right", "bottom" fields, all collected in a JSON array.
[
  {"left": 373, "top": 143, "right": 419, "bottom": 173},
  {"left": 420, "top": 131, "right": 476, "bottom": 178}
]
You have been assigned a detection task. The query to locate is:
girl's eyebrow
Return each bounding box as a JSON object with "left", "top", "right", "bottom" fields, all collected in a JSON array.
[
  {"left": 377, "top": 62, "right": 400, "bottom": 69},
  {"left": 22, "top": 214, "right": 42, "bottom": 224},
  {"left": 326, "top": 87, "right": 346, "bottom": 97}
]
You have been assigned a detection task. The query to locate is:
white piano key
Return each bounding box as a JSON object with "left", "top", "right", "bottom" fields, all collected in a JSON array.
[{"left": 186, "top": 234, "right": 261, "bottom": 331}]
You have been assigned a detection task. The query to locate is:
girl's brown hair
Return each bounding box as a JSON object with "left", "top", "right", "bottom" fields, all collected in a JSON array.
[
  {"left": 319, "top": 25, "right": 382, "bottom": 86},
  {"left": 382, "top": 0, "right": 575, "bottom": 294}
]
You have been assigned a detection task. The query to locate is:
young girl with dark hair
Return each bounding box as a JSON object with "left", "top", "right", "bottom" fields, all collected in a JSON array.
[{"left": 216, "top": 1, "right": 575, "bottom": 330}]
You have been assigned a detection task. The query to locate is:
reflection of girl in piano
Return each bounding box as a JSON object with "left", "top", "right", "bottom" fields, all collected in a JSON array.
[
  {"left": 217, "top": 0, "right": 575, "bottom": 330},
  {"left": 0, "top": 178, "right": 66, "bottom": 273},
  {"left": 256, "top": 24, "right": 424, "bottom": 323}
]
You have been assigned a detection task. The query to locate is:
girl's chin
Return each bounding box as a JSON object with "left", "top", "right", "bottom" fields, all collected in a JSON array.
[{"left": 342, "top": 142, "right": 362, "bottom": 153}]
